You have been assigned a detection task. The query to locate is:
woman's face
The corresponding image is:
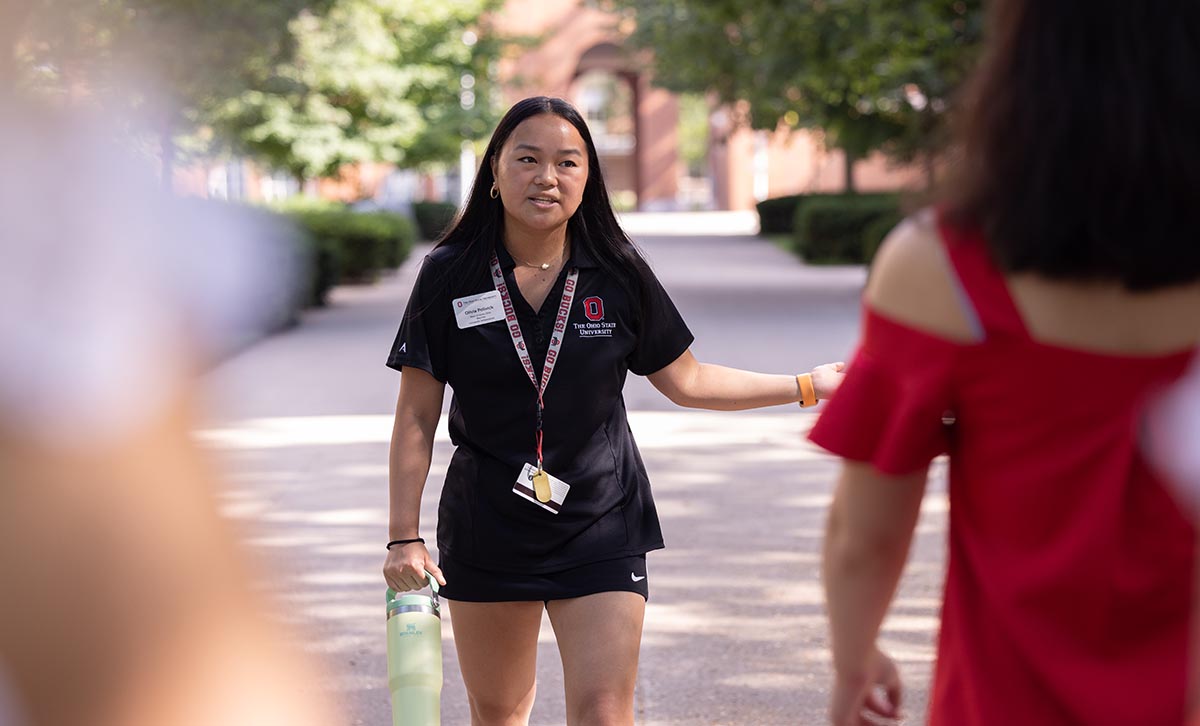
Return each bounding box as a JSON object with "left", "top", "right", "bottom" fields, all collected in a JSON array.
[{"left": 491, "top": 113, "right": 589, "bottom": 235}]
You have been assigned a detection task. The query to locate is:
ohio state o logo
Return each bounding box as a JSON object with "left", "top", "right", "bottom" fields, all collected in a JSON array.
[{"left": 583, "top": 296, "right": 604, "bottom": 321}]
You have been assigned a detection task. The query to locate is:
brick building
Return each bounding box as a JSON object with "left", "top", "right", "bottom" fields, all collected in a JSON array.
[
  {"left": 492, "top": 0, "right": 922, "bottom": 211},
  {"left": 185, "top": 0, "right": 921, "bottom": 212}
]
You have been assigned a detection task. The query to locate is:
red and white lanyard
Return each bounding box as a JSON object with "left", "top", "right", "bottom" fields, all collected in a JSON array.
[{"left": 489, "top": 252, "right": 579, "bottom": 472}]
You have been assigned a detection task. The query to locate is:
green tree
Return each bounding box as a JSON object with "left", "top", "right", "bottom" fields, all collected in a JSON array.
[
  {"left": 211, "top": 0, "right": 503, "bottom": 185},
  {"left": 608, "top": 0, "right": 984, "bottom": 191}
]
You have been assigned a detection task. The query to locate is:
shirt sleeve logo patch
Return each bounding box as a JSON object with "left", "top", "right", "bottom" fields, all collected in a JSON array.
[{"left": 575, "top": 296, "right": 616, "bottom": 338}]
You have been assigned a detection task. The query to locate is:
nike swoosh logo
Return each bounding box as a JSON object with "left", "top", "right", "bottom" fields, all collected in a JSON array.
[{"left": 630, "top": 573, "right": 646, "bottom": 582}]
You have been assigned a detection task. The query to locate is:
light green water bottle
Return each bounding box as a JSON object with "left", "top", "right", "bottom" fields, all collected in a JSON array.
[{"left": 386, "top": 573, "right": 442, "bottom": 726}]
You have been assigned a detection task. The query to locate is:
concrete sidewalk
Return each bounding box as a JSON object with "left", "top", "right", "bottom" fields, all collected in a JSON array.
[{"left": 200, "top": 220, "right": 945, "bottom": 725}]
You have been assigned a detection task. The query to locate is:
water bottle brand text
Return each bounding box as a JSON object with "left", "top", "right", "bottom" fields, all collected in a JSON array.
[{"left": 396, "top": 622, "right": 424, "bottom": 637}]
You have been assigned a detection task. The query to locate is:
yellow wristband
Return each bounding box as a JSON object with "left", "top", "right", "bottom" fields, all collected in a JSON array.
[{"left": 797, "top": 373, "right": 817, "bottom": 408}]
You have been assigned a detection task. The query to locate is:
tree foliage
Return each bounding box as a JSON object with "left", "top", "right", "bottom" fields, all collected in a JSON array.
[
  {"left": 10, "top": 0, "right": 503, "bottom": 184},
  {"left": 608, "top": 0, "right": 984, "bottom": 176},
  {"left": 211, "top": 0, "right": 503, "bottom": 181}
]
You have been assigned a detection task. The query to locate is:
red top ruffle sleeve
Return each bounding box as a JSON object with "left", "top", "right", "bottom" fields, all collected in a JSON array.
[
  {"left": 810, "top": 308, "right": 958, "bottom": 475},
  {"left": 810, "top": 212, "right": 1197, "bottom": 725}
]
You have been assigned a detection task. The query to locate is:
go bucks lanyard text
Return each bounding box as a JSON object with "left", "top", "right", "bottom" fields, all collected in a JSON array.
[{"left": 489, "top": 252, "right": 579, "bottom": 471}]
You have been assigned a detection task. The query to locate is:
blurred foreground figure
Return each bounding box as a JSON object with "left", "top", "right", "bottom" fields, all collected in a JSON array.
[
  {"left": 1147, "top": 362, "right": 1200, "bottom": 726},
  {"left": 0, "top": 93, "right": 339, "bottom": 726},
  {"left": 1148, "top": 366, "right": 1200, "bottom": 511},
  {"left": 810, "top": 1, "right": 1200, "bottom": 724}
]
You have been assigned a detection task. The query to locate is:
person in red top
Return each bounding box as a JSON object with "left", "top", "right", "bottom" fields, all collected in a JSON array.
[{"left": 810, "top": 1, "right": 1200, "bottom": 724}]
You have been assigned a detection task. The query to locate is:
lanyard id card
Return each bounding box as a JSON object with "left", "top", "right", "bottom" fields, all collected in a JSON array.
[
  {"left": 512, "top": 463, "right": 570, "bottom": 514},
  {"left": 489, "top": 251, "right": 578, "bottom": 505}
]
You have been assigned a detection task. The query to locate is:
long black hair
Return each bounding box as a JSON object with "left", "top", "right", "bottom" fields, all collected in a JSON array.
[
  {"left": 944, "top": 0, "right": 1200, "bottom": 291},
  {"left": 431, "top": 96, "right": 655, "bottom": 319}
]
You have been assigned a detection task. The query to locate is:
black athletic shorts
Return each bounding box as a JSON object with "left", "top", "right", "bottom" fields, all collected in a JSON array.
[{"left": 437, "top": 553, "right": 649, "bottom": 603}]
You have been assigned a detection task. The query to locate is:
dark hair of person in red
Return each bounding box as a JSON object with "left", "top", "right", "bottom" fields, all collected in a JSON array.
[{"left": 944, "top": 0, "right": 1200, "bottom": 291}]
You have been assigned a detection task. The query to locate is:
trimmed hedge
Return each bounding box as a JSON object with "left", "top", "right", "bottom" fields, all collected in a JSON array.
[
  {"left": 360, "top": 211, "right": 417, "bottom": 269},
  {"left": 280, "top": 203, "right": 415, "bottom": 305},
  {"left": 756, "top": 194, "right": 805, "bottom": 235},
  {"left": 758, "top": 192, "right": 897, "bottom": 238},
  {"left": 412, "top": 201, "right": 458, "bottom": 241},
  {"left": 792, "top": 194, "right": 900, "bottom": 264}
]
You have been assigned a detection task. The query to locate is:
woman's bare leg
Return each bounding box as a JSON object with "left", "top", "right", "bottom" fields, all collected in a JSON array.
[
  {"left": 447, "top": 599, "right": 545, "bottom": 726},
  {"left": 546, "top": 592, "right": 645, "bottom": 726}
]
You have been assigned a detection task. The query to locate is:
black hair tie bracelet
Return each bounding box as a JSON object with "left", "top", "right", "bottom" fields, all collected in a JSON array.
[{"left": 386, "top": 537, "right": 425, "bottom": 550}]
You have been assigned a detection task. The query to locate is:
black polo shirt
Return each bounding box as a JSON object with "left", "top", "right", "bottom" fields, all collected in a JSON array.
[{"left": 386, "top": 240, "right": 693, "bottom": 574}]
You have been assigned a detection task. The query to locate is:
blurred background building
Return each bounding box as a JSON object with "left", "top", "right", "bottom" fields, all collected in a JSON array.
[{"left": 177, "top": 0, "right": 925, "bottom": 213}]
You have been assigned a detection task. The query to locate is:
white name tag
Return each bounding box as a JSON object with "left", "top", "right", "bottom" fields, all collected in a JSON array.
[
  {"left": 452, "top": 290, "right": 506, "bottom": 329},
  {"left": 512, "top": 463, "right": 571, "bottom": 514}
]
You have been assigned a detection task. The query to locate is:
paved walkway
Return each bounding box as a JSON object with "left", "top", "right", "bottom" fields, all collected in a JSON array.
[{"left": 199, "top": 214, "right": 946, "bottom": 725}]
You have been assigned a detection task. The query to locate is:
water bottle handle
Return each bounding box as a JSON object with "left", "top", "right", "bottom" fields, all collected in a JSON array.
[
  {"left": 386, "top": 571, "right": 441, "bottom": 604},
  {"left": 426, "top": 571, "right": 440, "bottom": 609}
]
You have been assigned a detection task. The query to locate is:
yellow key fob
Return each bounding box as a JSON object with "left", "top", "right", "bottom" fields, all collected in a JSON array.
[{"left": 532, "top": 470, "right": 552, "bottom": 503}]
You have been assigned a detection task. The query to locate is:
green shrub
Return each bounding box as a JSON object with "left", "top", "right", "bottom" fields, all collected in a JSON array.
[
  {"left": 355, "top": 211, "right": 416, "bottom": 269},
  {"left": 285, "top": 210, "right": 343, "bottom": 304},
  {"left": 756, "top": 194, "right": 806, "bottom": 235},
  {"left": 284, "top": 206, "right": 415, "bottom": 301},
  {"left": 308, "top": 234, "right": 339, "bottom": 307},
  {"left": 758, "top": 192, "right": 893, "bottom": 237},
  {"left": 333, "top": 213, "right": 386, "bottom": 282},
  {"left": 792, "top": 194, "right": 900, "bottom": 264},
  {"left": 412, "top": 201, "right": 458, "bottom": 241}
]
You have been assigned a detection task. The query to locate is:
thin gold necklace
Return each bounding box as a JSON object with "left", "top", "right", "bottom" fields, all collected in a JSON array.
[{"left": 509, "top": 243, "right": 568, "bottom": 271}]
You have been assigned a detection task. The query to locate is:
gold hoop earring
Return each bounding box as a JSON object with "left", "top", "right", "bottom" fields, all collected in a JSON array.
[{"left": 489, "top": 182, "right": 499, "bottom": 199}]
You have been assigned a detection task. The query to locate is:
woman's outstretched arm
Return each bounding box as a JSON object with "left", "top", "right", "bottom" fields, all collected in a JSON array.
[{"left": 646, "top": 349, "right": 844, "bottom": 411}]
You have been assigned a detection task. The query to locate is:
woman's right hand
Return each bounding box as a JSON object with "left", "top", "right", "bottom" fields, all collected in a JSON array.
[
  {"left": 383, "top": 542, "right": 447, "bottom": 592},
  {"left": 829, "top": 646, "right": 902, "bottom": 726},
  {"left": 811, "top": 361, "right": 847, "bottom": 401}
]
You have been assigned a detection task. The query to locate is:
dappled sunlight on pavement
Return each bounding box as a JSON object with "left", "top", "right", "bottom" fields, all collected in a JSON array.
[{"left": 201, "top": 409, "right": 946, "bottom": 725}]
